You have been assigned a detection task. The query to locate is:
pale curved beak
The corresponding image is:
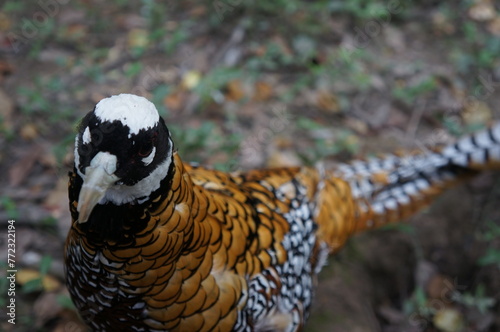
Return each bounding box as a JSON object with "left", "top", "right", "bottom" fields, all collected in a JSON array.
[{"left": 77, "top": 152, "right": 120, "bottom": 223}]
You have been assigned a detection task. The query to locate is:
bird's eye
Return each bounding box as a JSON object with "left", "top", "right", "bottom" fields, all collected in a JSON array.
[{"left": 138, "top": 143, "right": 153, "bottom": 157}]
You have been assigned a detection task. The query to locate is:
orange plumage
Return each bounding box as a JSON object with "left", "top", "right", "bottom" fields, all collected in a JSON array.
[{"left": 65, "top": 94, "right": 500, "bottom": 331}]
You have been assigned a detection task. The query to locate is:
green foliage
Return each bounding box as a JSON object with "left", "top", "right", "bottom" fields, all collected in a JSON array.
[
  {"left": 163, "top": 22, "right": 192, "bottom": 54},
  {"left": 194, "top": 67, "right": 246, "bottom": 105},
  {"left": 296, "top": 117, "right": 325, "bottom": 131},
  {"left": 402, "top": 218, "right": 500, "bottom": 324},
  {"left": 21, "top": 278, "right": 44, "bottom": 294},
  {"left": 247, "top": 41, "right": 294, "bottom": 71},
  {"left": 84, "top": 63, "right": 105, "bottom": 83},
  {"left": 39, "top": 255, "right": 52, "bottom": 275},
  {"left": 22, "top": 255, "right": 52, "bottom": 294},
  {"left": 53, "top": 133, "right": 76, "bottom": 165},
  {"left": 0, "top": 114, "right": 14, "bottom": 140},
  {"left": 481, "top": 221, "right": 500, "bottom": 241},
  {"left": 57, "top": 294, "right": 76, "bottom": 310},
  {"left": 170, "top": 121, "right": 242, "bottom": 169},
  {"left": 392, "top": 76, "right": 438, "bottom": 105},
  {"left": 450, "top": 11, "right": 500, "bottom": 76},
  {"left": 279, "top": 76, "right": 312, "bottom": 104},
  {"left": 17, "top": 85, "right": 51, "bottom": 115},
  {"left": 403, "top": 286, "right": 432, "bottom": 318},
  {"left": 17, "top": 76, "right": 76, "bottom": 128},
  {"left": 441, "top": 116, "right": 465, "bottom": 137},
  {"left": 111, "top": 0, "right": 130, "bottom": 7},
  {"left": 0, "top": 262, "right": 8, "bottom": 306},
  {"left": 329, "top": 0, "right": 400, "bottom": 20},
  {"left": 0, "top": 196, "right": 19, "bottom": 219},
  {"left": 244, "top": 0, "right": 302, "bottom": 15},
  {"left": 2, "top": 1, "right": 26, "bottom": 12},
  {"left": 152, "top": 84, "right": 170, "bottom": 116},
  {"left": 28, "top": 17, "right": 57, "bottom": 58},
  {"left": 140, "top": 0, "right": 169, "bottom": 30},
  {"left": 478, "top": 221, "right": 500, "bottom": 268},
  {"left": 296, "top": 118, "right": 360, "bottom": 164},
  {"left": 454, "top": 284, "right": 496, "bottom": 314},
  {"left": 40, "top": 216, "right": 58, "bottom": 231},
  {"left": 402, "top": 284, "right": 493, "bottom": 324},
  {"left": 125, "top": 62, "right": 144, "bottom": 78},
  {"left": 479, "top": 249, "right": 500, "bottom": 267},
  {"left": 170, "top": 122, "right": 217, "bottom": 155},
  {"left": 4, "top": 0, "right": 500, "bottom": 330}
]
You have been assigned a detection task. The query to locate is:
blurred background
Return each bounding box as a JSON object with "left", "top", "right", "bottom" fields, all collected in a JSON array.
[{"left": 1, "top": 1, "right": 500, "bottom": 331}]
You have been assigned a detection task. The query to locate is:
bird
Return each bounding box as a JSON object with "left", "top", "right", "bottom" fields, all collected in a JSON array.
[{"left": 65, "top": 93, "right": 500, "bottom": 332}]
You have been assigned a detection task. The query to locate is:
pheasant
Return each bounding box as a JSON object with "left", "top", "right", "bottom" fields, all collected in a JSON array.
[{"left": 65, "top": 93, "right": 500, "bottom": 332}]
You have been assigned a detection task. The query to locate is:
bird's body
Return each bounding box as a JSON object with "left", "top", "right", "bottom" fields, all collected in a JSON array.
[{"left": 65, "top": 94, "right": 500, "bottom": 331}]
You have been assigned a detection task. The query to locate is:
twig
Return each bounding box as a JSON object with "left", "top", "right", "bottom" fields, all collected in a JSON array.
[{"left": 184, "top": 18, "right": 248, "bottom": 114}]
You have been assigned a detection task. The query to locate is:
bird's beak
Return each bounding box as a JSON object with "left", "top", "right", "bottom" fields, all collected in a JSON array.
[{"left": 77, "top": 152, "right": 120, "bottom": 223}]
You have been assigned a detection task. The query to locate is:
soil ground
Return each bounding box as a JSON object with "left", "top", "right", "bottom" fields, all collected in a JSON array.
[{"left": 1, "top": 1, "right": 500, "bottom": 331}]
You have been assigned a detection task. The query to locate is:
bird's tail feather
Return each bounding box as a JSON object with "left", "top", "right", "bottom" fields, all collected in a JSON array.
[{"left": 335, "top": 122, "right": 500, "bottom": 233}]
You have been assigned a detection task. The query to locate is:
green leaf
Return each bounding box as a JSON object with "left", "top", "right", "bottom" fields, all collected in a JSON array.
[
  {"left": 3, "top": 2, "right": 26, "bottom": 12},
  {"left": 481, "top": 220, "right": 500, "bottom": 241},
  {"left": 22, "top": 278, "right": 43, "bottom": 293},
  {"left": 414, "top": 286, "right": 428, "bottom": 308},
  {"left": 0, "top": 196, "right": 19, "bottom": 219},
  {"left": 40, "top": 255, "right": 52, "bottom": 275},
  {"left": 478, "top": 248, "right": 500, "bottom": 266},
  {"left": 57, "top": 294, "right": 76, "bottom": 310},
  {"left": 296, "top": 117, "right": 324, "bottom": 130},
  {"left": 125, "top": 62, "right": 143, "bottom": 78}
]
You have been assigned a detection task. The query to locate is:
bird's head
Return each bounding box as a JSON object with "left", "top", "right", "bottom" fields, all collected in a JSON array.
[{"left": 74, "top": 94, "right": 173, "bottom": 223}]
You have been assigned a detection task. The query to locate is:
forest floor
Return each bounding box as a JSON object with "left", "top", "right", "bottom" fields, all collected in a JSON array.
[{"left": 1, "top": 1, "right": 500, "bottom": 331}]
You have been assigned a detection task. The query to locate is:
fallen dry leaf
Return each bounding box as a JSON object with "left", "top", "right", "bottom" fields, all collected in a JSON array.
[
  {"left": 181, "top": 70, "right": 202, "bottom": 90},
  {"left": 316, "top": 90, "right": 340, "bottom": 113},
  {"left": 345, "top": 117, "right": 369, "bottom": 135},
  {"left": 253, "top": 81, "right": 273, "bottom": 101},
  {"left": 189, "top": 5, "right": 207, "bottom": 17},
  {"left": 266, "top": 150, "right": 301, "bottom": 168},
  {"left": 426, "top": 274, "right": 454, "bottom": 300},
  {"left": 225, "top": 79, "right": 245, "bottom": 101},
  {"left": 468, "top": 0, "right": 496, "bottom": 21},
  {"left": 252, "top": 44, "right": 267, "bottom": 57},
  {"left": 273, "top": 136, "right": 293, "bottom": 149},
  {"left": 432, "top": 11, "right": 456, "bottom": 35},
  {"left": 433, "top": 308, "right": 464, "bottom": 332},
  {"left": 271, "top": 34, "right": 293, "bottom": 56},
  {"left": 0, "top": 12, "right": 11, "bottom": 31},
  {"left": 20, "top": 123, "right": 39, "bottom": 141},
  {"left": 0, "top": 59, "right": 13, "bottom": 79},
  {"left": 127, "top": 28, "right": 149, "bottom": 49},
  {"left": 115, "top": 13, "right": 147, "bottom": 30},
  {"left": 0, "top": 88, "right": 13, "bottom": 128},
  {"left": 163, "top": 91, "right": 186, "bottom": 112},
  {"left": 16, "top": 268, "right": 62, "bottom": 292},
  {"left": 60, "top": 24, "right": 88, "bottom": 41},
  {"left": 487, "top": 16, "right": 500, "bottom": 35},
  {"left": 462, "top": 100, "right": 492, "bottom": 126}
]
